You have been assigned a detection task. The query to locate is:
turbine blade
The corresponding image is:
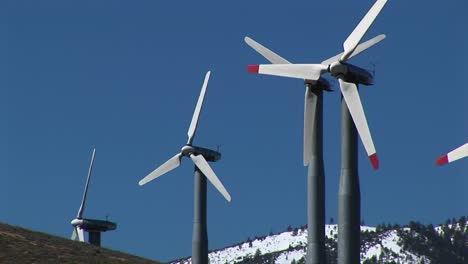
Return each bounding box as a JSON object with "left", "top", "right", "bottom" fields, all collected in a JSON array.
[
  {"left": 338, "top": 79, "right": 378, "bottom": 169},
  {"left": 139, "top": 153, "right": 182, "bottom": 186},
  {"left": 247, "top": 64, "right": 327, "bottom": 81},
  {"left": 303, "top": 85, "right": 318, "bottom": 166},
  {"left": 77, "top": 148, "right": 96, "bottom": 219},
  {"left": 341, "top": 0, "right": 388, "bottom": 62},
  {"left": 77, "top": 227, "right": 85, "bottom": 242},
  {"left": 244, "top": 36, "right": 291, "bottom": 64},
  {"left": 187, "top": 71, "right": 211, "bottom": 145},
  {"left": 71, "top": 228, "right": 77, "bottom": 240},
  {"left": 322, "top": 34, "right": 386, "bottom": 65},
  {"left": 190, "top": 154, "right": 231, "bottom": 202},
  {"left": 437, "top": 143, "right": 468, "bottom": 165}
]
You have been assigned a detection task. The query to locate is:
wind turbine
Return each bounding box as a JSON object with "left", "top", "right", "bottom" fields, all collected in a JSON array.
[
  {"left": 437, "top": 143, "right": 468, "bottom": 165},
  {"left": 139, "top": 71, "right": 230, "bottom": 264},
  {"left": 70, "top": 148, "right": 117, "bottom": 247},
  {"left": 245, "top": 36, "right": 331, "bottom": 263},
  {"left": 245, "top": 34, "right": 385, "bottom": 264},
  {"left": 246, "top": 0, "right": 388, "bottom": 263}
]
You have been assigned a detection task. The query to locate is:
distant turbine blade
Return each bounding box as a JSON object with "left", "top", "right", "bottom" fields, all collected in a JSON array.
[
  {"left": 187, "top": 71, "right": 211, "bottom": 145},
  {"left": 322, "top": 34, "right": 386, "bottom": 65},
  {"left": 437, "top": 143, "right": 468, "bottom": 165},
  {"left": 139, "top": 153, "right": 182, "bottom": 186},
  {"left": 338, "top": 79, "right": 378, "bottom": 169},
  {"left": 190, "top": 154, "right": 231, "bottom": 202},
  {"left": 77, "top": 227, "right": 85, "bottom": 242},
  {"left": 77, "top": 148, "right": 96, "bottom": 219},
  {"left": 341, "top": 0, "right": 388, "bottom": 62},
  {"left": 247, "top": 64, "right": 327, "bottom": 81},
  {"left": 244, "top": 36, "right": 291, "bottom": 64},
  {"left": 71, "top": 228, "right": 77, "bottom": 240},
  {"left": 303, "top": 85, "right": 318, "bottom": 166}
]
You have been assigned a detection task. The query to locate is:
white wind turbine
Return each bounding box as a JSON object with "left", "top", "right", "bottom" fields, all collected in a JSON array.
[
  {"left": 246, "top": 1, "right": 388, "bottom": 263},
  {"left": 138, "top": 71, "right": 230, "bottom": 202},
  {"left": 139, "top": 71, "right": 230, "bottom": 264},
  {"left": 70, "top": 148, "right": 116, "bottom": 246}
]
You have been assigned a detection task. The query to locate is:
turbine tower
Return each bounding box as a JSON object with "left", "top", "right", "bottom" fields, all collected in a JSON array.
[
  {"left": 70, "top": 148, "right": 117, "bottom": 247},
  {"left": 245, "top": 36, "right": 330, "bottom": 264},
  {"left": 246, "top": 0, "right": 388, "bottom": 263},
  {"left": 139, "top": 71, "right": 231, "bottom": 264}
]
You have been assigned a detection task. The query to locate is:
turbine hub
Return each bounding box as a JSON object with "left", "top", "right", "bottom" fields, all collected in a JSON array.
[
  {"left": 181, "top": 145, "right": 194, "bottom": 156},
  {"left": 330, "top": 61, "right": 348, "bottom": 78},
  {"left": 71, "top": 218, "right": 83, "bottom": 226}
]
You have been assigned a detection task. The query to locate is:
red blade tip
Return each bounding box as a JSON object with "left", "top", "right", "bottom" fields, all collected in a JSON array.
[
  {"left": 436, "top": 155, "right": 448, "bottom": 166},
  {"left": 369, "top": 153, "right": 379, "bottom": 170},
  {"left": 247, "top": 65, "right": 259, "bottom": 73}
]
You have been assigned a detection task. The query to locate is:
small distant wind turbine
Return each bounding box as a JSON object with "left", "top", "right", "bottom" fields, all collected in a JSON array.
[
  {"left": 70, "top": 148, "right": 117, "bottom": 247},
  {"left": 437, "top": 143, "right": 468, "bottom": 165},
  {"left": 139, "top": 71, "right": 230, "bottom": 264}
]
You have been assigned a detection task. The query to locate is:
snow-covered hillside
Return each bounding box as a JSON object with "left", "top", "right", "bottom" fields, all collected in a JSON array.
[
  {"left": 173, "top": 225, "right": 425, "bottom": 264},
  {"left": 172, "top": 224, "right": 431, "bottom": 264}
]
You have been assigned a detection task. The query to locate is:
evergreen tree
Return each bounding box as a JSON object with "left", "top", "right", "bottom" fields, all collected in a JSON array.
[
  {"left": 363, "top": 255, "right": 378, "bottom": 264},
  {"left": 292, "top": 228, "right": 298, "bottom": 236},
  {"left": 458, "top": 216, "right": 466, "bottom": 229},
  {"left": 254, "top": 248, "right": 261, "bottom": 258}
]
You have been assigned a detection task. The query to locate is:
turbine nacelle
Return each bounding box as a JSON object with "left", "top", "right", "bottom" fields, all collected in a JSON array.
[
  {"left": 181, "top": 145, "right": 221, "bottom": 162},
  {"left": 304, "top": 78, "right": 332, "bottom": 92},
  {"left": 71, "top": 218, "right": 116, "bottom": 230},
  {"left": 329, "top": 62, "right": 374, "bottom": 86}
]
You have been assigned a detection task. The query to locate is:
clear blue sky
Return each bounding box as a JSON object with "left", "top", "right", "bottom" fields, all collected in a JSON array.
[{"left": 1, "top": 0, "right": 467, "bottom": 262}]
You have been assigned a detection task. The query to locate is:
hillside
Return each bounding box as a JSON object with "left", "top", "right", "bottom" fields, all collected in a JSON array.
[
  {"left": 172, "top": 216, "right": 468, "bottom": 264},
  {"left": 0, "top": 222, "right": 161, "bottom": 264},
  {"left": 2, "top": 217, "right": 467, "bottom": 264}
]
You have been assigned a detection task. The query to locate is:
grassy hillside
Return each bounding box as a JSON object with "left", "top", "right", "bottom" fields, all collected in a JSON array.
[{"left": 0, "top": 222, "right": 162, "bottom": 264}]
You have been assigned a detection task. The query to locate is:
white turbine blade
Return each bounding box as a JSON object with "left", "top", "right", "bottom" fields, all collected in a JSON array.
[
  {"left": 139, "top": 153, "right": 182, "bottom": 186},
  {"left": 338, "top": 79, "right": 378, "bottom": 169},
  {"left": 322, "top": 34, "right": 386, "bottom": 65},
  {"left": 187, "top": 71, "right": 211, "bottom": 145},
  {"left": 247, "top": 64, "right": 327, "bottom": 81},
  {"left": 303, "top": 86, "right": 318, "bottom": 166},
  {"left": 77, "top": 148, "right": 96, "bottom": 219},
  {"left": 437, "top": 143, "right": 468, "bottom": 165},
  {"left": 244, "top": 36, "right": 291, "bottom": 64},
  {"left": 77, "top": 227, "right": 85, "bottom": 242},
  {"left": 190, "top": 154, "right": 231, "bottom": 202},
  {"left": 71, "top": 228, "right": 77, "bottom": 240},
  {"left": 341, "top": 0, "right": 388, "bottom": 62}
]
